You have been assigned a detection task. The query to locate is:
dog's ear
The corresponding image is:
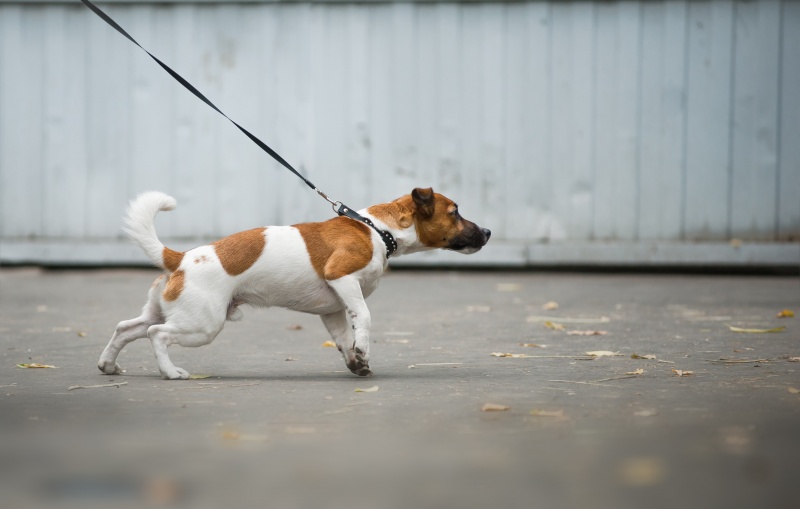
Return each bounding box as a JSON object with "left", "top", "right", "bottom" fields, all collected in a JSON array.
[{"left": 411, "top": 187, "right": 435, "bottom": 218}]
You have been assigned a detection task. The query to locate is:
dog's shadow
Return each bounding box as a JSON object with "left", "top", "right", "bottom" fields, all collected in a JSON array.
[{"left": 116, "top": 367, "right": 472, "bottom": 383}]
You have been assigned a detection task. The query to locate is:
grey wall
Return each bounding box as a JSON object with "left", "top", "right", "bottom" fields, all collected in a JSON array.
[{"left": 1, "top": 0, "right": 798, "bottom": 267}]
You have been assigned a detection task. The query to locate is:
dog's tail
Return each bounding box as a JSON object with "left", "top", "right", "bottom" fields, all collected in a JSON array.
[{"left": 123, "top": 191, "right": 181, "bottom": 270}]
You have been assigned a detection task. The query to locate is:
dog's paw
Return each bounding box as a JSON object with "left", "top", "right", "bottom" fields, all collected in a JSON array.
[
  {"left": 346, "top": 349, "right": 373, "bottom": 376},
  {"left": 161, "top": 367, "right": 190, "bottom": 380},
  {"left": 347, "top": 361, "right": 373, "bottom": 377},
  {"left": 98, "top": 360, "right": 122, "bottom": 375}
]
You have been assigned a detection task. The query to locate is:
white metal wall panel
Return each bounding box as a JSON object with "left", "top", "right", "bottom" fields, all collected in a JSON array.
[
  {"left": 684, "top": 0, "right": 734, "bottom": 241},
  {"left": 778, "top": 0, "right": 800, "bottom": 241},
  {"left": 730, "top": 0, "right": 781, "bottom": 240},
  {"left": 593, "top": 1, "right": 640, "bottom": 241},
  {"left": 550, "top": 2, "right": 595, "bottom": 241},
  {"left": 0, "top": 0, "right": 798, "bottom": 267},
  {"left": 637, "top": 0, "right": 686, "bottom": 241}
]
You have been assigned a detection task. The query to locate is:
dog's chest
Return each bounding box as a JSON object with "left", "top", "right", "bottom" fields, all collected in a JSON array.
[{"left": 354, "top": 233, "right": 389, "bottom": 298}]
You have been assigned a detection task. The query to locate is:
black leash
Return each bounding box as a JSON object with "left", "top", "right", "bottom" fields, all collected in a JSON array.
[{"left": 80, "top": 0, "right": 396, "bottom": 258}]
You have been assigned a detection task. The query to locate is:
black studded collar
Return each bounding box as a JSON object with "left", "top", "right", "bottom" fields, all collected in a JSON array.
[{"left": 335, "top": 203, "right": 398, "bottom": 258}]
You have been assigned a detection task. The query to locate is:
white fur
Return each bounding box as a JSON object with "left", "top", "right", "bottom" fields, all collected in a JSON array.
[
  {"left": 123, "top": 191, "right": 177, "bottom": 269},
  {"left": 99, "top": 191, "right": 487, "bottom": 380}
]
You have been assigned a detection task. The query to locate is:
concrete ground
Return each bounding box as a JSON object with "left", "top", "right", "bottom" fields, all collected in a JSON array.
[{"left": 0, "top": 267, "right": 798, "bottom": 509}]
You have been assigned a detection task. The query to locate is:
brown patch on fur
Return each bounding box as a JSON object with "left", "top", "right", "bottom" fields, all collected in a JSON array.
[
  {"left": 194, "top": 255, "right": 210, "bottom": 264},
  {"left": 163, "top": 247, "right": 184, "bottom": 272},
  {"left": 213, "top": 228, "right": 267, "bottom": 276},
  {"left": 410, "top": 191, "right": 463, "bottom": 248},
  {"left": 294, "top": 218, "right": 373, "bottom": 280},
  {"left": 163, "top": 270, "right": 185, "bottom": 301},
  {"left": 367, "top": 199, "right": 414, "bottom": 230}
]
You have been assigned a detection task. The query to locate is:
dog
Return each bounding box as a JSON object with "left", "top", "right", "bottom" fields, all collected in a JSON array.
[{"left": 98, "top": 187, "right": 491, "bottom": 379}]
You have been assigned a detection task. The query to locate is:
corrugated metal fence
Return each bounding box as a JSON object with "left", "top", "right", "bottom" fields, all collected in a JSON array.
[{"left": 1, "top": 0, "right": 798, "bottom": 267}]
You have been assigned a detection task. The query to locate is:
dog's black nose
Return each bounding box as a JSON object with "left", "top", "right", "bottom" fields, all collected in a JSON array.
[{"left": 482, "top": 228, "right": 491, "bottom": 239}]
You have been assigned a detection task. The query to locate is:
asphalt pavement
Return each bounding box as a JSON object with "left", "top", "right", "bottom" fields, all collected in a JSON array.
[{"left": 1, "top": 267, "right": 798, "bottom": 509}]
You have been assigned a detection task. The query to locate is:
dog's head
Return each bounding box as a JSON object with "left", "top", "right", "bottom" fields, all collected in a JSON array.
[{"left": 408, "top": 187, "right": 491, "bottom": 254}]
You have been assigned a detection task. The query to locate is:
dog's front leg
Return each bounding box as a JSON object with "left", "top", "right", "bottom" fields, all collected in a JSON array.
[
  {"left": 326, "top": 277, "right": 372, "bottom": 376},
  {"left": 320, "top": 310, "right": 365, "bottom": 375},
  {"left": 320, "top": 310, "right": 350, "bottom": 355}
]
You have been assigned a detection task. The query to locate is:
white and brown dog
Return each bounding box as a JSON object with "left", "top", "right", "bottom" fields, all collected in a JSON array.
[{"left": 98, "top": 188, "right": 490, "bottom": 379}]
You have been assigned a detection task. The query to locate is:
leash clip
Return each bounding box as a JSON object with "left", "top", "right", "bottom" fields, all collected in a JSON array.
[{"left": 315, "top": 188, "right": 342, "bottom": 212}]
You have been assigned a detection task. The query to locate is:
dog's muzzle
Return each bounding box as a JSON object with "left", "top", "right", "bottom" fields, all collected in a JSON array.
[{"left": 448, "top": 226, "right": 491, "bottom": 254}]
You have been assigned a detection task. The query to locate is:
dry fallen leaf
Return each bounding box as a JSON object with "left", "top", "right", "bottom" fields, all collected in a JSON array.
[
  {"left": 408, "top": 362, "right": 462, "bottom": 368},
  {"left": 321, "top": 340, "right": 337, "bottom": 348},
  {"left": 729, "top": 325, "right": 785, "bottom": 333},
  {"left": 385, "top": 338, "right": 410, "bottom": 344},
  {"left": 625, "top": 368, "right": 645, "bottom": 375},
  {"left": 586, "top": 351, "right": 622, "bottom": 358},
  {"left": 672, "top": 369, "right": 694, "bottom": 377},
  {"left": 221, "top": 431, "right": 267, "bottom": 442},
  {"left": 544, "top": 321, "right": 566, "bottom": 331},
  {"left": 528, "top": 315, "right": 610, "bottom": 324},
  {"left": 617, "top": 457, "right": 666, "bottom": 486},
  {"left": 789, "top": 357, "right": 800, "bottom": 363},
  {"left": 787, "top": 387, "right": 800, "bottom": 394},
  {"left": 491, "top": 352, "right": 528, "bottom": 358},
  {"left": 144, "top": 478, "right": 181, "bottom": 505},
  {"left": 354, "top": 386, "right": 379, "bottom": 393},
  {"left": 542, "top": 301, "right": 559, "bottom": 310},
  {"left": 720, "top": 426, "right": 753, "bottom": 454},
  {"left": 285, "top": 426, "right": 317, "bottom": 434},
  {"left": 776, "top": 309, "right": 795, "bottom": 318},
  {"left": 189, "top": 374, "right": 212, "bottom": 380},
  {"left": 496, "top": 283, "right": 522, "bottom": 292},
  {"left": 77, "top": 331, "right": 88, "bottom": 338},
  {"left": 16, "top": 363, "right": 57, "bottom": 369},
  {"left": 529, "top": 409, "right": 566, "bottom": 418},
  {"left": 286, "top": 324, "right": 303, "bottom": 331},
  {"left": 519, "top": 343, "right": 545, "bottom": 348},
  {"left": 68, "top": 382, "right": 127, "bottom": 391},
  {"left": 481, "top": 403, "right": 510, "bottom": 412},
  {"left": 567, "top": 330, "right": 608, "bottom": 336},
  {"left": 631, "top": 353, "right": 656, "bottom": 360}
]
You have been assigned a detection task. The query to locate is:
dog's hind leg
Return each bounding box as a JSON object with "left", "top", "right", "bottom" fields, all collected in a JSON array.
[
  {"left": 98, "top": 316, "right": 159, "bottom": 375},
  {"left": 147, "top": 321, "right": 223, "bottom": 380},
  {"left": 98, "top": 276, "right": 165, "bottom": 375}
]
